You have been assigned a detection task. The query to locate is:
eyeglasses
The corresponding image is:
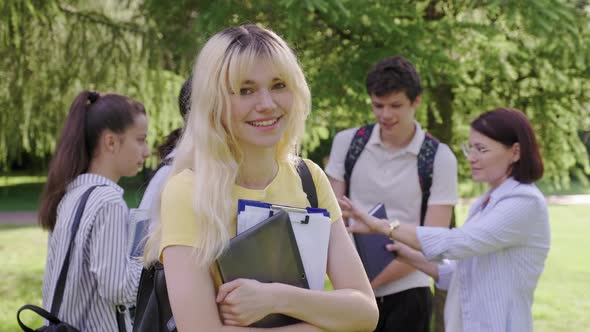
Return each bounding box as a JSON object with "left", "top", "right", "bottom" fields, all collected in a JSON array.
[{"left": 461, "top": 143, "right": 489, "bottom": 158}]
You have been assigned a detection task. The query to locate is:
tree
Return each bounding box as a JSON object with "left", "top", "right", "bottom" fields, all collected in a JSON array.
[
  {"left": 3, "top": 1, "right": 589, "bottom": 330},
  {"left": 1, "top": 0, "right": 183, "bottom": 171},
  {"left": 140, "top": 0, "right": 590, "bottom": 186},
  {"left": 2, "top": 0, "right": 589, "bottom": 189}
]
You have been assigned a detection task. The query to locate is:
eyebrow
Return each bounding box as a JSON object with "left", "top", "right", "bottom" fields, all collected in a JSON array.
[{"left": 242, "top": 78, "right": 283, "bottom": 85}]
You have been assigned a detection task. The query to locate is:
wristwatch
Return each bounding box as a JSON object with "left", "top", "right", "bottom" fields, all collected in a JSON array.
[{"left": 387, "top": 219, "right": 401, "bottom": 239}]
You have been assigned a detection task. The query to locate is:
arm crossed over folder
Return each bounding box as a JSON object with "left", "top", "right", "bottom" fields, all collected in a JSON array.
[{"left": 211, "top": 200, "right": 332, "bottom": 327}]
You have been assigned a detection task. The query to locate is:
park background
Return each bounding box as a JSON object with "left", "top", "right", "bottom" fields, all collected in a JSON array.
[{"left": 1, "top": 0, "right": 590, "bottom": 331}]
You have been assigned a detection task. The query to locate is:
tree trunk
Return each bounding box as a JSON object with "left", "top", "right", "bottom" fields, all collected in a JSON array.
[{"left": 427, "top": 82, "right": 456, "bottom": 332}]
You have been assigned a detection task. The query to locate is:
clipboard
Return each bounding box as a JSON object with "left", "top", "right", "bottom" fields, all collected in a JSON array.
[
  {"left": 236, "top": 199, "right": 332, "bottom": 290},
  {"left": 128, "top": 208, "right": 150, "bottom": 257}
]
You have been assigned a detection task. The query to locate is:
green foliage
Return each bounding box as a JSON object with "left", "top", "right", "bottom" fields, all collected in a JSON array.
[
  {"left": 0, "top": 0, "right": 184, "bottom": 171},
  {"left": 1, "top": 0, "right": 589, "bottom": 185}
]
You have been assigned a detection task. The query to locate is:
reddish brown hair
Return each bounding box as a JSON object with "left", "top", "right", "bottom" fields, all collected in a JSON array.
[{"left": 471, "top": 108, "right": 544, "bottom": 183}]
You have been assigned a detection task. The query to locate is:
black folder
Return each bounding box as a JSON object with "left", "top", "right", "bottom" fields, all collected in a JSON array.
[
  {"left": 215, "top": 209, "right": 309, "bottom": 328},
  {"left": 353, "top": 203, "right": 397, "bottom": 281}
]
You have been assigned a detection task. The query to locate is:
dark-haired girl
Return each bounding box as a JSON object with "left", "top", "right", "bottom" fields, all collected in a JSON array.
[
  {"left": 39, "top": 91, "right": 150, "bottom": 331},
  {"left": 342, "top": 108, "right": 550, "bottom": 332}
]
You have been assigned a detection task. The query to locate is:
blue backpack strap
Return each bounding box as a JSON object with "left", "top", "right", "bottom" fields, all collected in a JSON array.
[
  {"left": 343, "top": 124, "right": 374, "bottom": 197},
  {"left": 417, "top": 132, "right": 439, "bottom": 226},
  {"left": 296, "top": 159, "right": 318, "bottom": 209}
]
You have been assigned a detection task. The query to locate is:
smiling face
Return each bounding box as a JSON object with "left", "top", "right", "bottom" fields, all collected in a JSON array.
[
  {"left": 371, "top": 90, "right": 420, "bottom": 140},
  {"left": 466, "top": 129, "right": 520, "bottom": 189},
  {"left": 114, "top": 113, "right": 150, "bottom": 177},
  {"left": 226, "top": 60, "right": 294, "bottom": 153}
]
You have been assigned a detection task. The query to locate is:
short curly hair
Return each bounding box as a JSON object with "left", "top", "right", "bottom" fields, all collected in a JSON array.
[{"left": 366, "top": 55, "right": 422, "bottom": 102}]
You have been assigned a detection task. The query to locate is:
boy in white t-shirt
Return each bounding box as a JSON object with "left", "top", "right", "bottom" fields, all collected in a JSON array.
[{"left": 325, "top": 55, "right": 458, "bottom": 332}]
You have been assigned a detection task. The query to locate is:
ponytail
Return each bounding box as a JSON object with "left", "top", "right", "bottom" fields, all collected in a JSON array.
[
  {"left": 39, "top": 91, "right": 95, "bottom": 230},
  {"left": 39, "top": 90, "right": 145, "bottom": 231}
]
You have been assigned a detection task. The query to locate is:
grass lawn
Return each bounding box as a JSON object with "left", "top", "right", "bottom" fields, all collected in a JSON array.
[
  {"left": 0, "top": 205, "right": 589, "bottom": 331},
  {"left": 455, "top": 204, "right": 590, "bottom": 331},
  {"left": 0, "top": 225, "right": 46, "bottom": 331},
  {"left": 0, "top": 175, "right": 149, "bottom": 211}
]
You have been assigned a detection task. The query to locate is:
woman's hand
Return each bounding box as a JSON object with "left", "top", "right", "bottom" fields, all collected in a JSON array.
[
  {"left": 216, "top": 279, "right": 275, "bottom": 326},
  {"left": 339, "top": 196, "right": 389, "bottom": 236},
  {"left": 385, "top": 242, "right": 438, "bottom": 280},
  {"left": 385, "top": 242, "right": 423, "bottom": 267}
]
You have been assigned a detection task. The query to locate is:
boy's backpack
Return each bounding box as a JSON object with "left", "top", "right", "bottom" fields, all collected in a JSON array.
[
  {"left": 132, "top": 159, "right": 318, "bottom": 332},
  {"left": 343, "top": 124, "right": 439, "bottom": 226}
]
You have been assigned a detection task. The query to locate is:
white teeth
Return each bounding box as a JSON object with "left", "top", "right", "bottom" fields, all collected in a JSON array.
[{"left": 249, "top": 118, "right": 278, "bottom": 127}]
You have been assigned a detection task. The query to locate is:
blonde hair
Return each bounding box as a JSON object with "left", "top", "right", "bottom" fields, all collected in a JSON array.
[{"left": 144, "top": 25, "right": 311, "bottom": 266}]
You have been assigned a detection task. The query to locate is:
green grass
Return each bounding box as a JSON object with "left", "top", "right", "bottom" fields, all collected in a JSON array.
[
  {"left": 1, "top": 205, "right": 589, "bottom": 331},
  {"left": 0, "top": 175, "right": 149, "bottom": 211},
  {"left": 0, "top": 175, "right": 47, "bottom": 186},
  {"left": 456, "top": 204, "right": 590, "bottom": 331},
  {"left": 530, "top": 205, "right": 590, "bottom": 331},
  {"left": 0, "top": 225, "right": 47, "bottom": 332}
]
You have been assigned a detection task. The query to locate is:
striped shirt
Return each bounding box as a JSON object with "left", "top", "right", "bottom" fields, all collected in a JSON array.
[
  {"left": 417, "top": 177, "right": 550, "bottom": 332},
  {"left": 42, "top": 174, "right": 142, "bottom": 332}
]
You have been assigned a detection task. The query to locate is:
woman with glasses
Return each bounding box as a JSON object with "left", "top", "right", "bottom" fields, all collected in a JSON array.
[{"left": 341, "top": 108, "right": 550, "bottom": 332}]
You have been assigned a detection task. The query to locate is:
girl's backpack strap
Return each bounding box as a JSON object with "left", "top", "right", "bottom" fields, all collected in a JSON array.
[{"left": 296, "top": 159, "right": 318, "bottom": 209}]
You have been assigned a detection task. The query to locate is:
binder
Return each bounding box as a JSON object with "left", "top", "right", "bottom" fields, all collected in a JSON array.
[
  {"left": 215, "top": 210, "right": 308, "bottom": 328},
  {"left": 236, "top": 199, "right": 332, "bottom": 290},
  {"left": 353, "top": 203, "right": 397, "bottom": 281},
  {"left": 128, "top": 208, "right": 150, "bottom": 257}
]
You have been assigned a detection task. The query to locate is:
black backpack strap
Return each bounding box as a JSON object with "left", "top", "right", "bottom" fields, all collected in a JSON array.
[
  {"left": 343, "top": 124, "right": 374, "bottom": 197},
  {"left": 417, "top": 132, "right": 439, "bottom": 226},
  {"left": 296, "top": 159, "right": 318, "bottom": 209},
  {"left": 116, "top": 305, "right": 128, "bottom": 332},
  {"left": 17, "top": 304, "right": 63, "bottom": 332},
  {"left": 50, "top": 185, "right": 102, "bottom": 316}
]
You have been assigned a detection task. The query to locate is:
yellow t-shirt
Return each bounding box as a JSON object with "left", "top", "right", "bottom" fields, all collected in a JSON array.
[{"left": 159, "top": 159, "right": 342, "bottom": 256}]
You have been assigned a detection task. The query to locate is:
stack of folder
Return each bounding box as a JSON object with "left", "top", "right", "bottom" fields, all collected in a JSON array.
[{"left": 213, "top": 200, "right": 332, "bottom": 328}]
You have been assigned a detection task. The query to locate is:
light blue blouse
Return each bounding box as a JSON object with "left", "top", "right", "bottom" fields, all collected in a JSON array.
[{"left": 417, "top": 177, "right": 550, "bottom": 332}]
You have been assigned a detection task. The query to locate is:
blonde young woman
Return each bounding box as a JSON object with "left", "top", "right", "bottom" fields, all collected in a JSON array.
[{"left": 143, "top": 25, "right": 378, "bottom": 331}]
